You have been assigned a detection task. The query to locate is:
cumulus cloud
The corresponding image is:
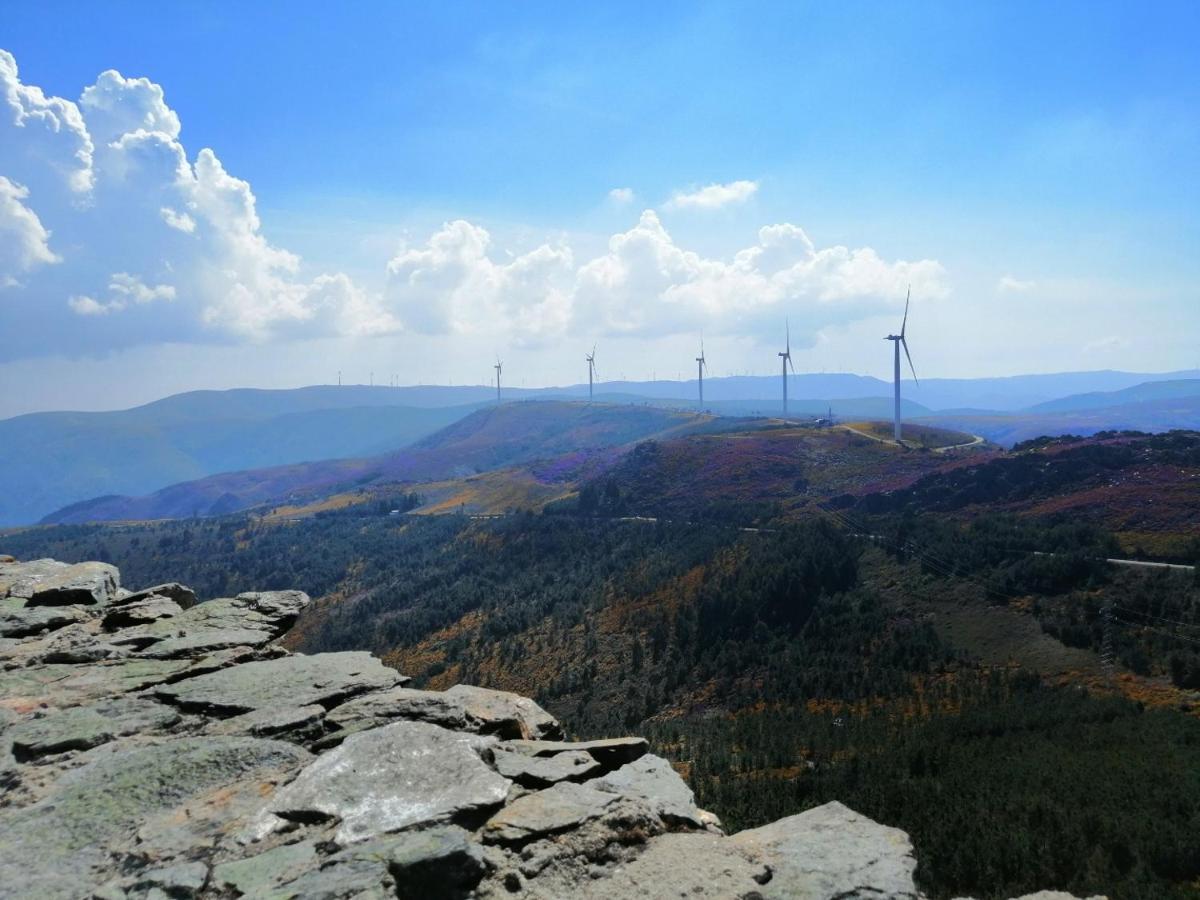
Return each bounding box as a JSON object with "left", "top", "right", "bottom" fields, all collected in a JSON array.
[
  {"left": 0, "top": 176, "right": 59, "bottom": 285},
  {"left": 666, "top": 179, "right": 758, "bottom": 210},
  {"left": 0, "top": 49, "right": 949, "bottom": 361},
  {"left": 386, "top": 210, "right": 946, "bottom": 346},
  {"left": 384, "top": 220, "right": 572, "bottom": 342},
  {"left": 0, "top": 48, "right": 388, "bottom": 359},
  {"left": 997, "top": 274, "right": 1036, "bottom": 293}
]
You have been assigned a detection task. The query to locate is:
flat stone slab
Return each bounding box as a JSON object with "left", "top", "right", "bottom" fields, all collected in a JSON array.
[
  {"left": 0, "top": 657, "right": 198, "bottom": 714},
  {"left": 443, "top": 683, "right": 562, "bottom": 739},
  {"left": 529, "top": 832, "right": 770, "bottom": 900},
  {"left": 500, "top": 736, "right": 648, "bottom": 770},
  {"left": 590, "top": 753, "right": 707, "bottom": 828},
  {"left": 8, "top": 696, "right": 180, "bottom": 759},
  {"left": 101, "top": 595, "right": 184, "bottom": 630},
  {"left": 255, "top": 720, "right": 511, "bottom": 844},
  {"left": 155, "top": 651, "right": 400, "bottom": 715},
  {"left": 483, "top": 781, "right": 620, "bottom": 845},
  {"left": 24, "top": 561, "right": 120, "bottom": 607},
  {"left": 117, "top": 582, "right": 197, "bottom": 609},
  {"left": 211, "top": 840, "right": 320, "bottom": 896},
  {"left": 326, "top": 682, "right": 556, "bottom": 742},
  {"left": 731, "top": 800, "right": 920, "bottom": 900},
  {"left": 0, "top": 596, "right": 92, "bottom": 638},
  {"left": 493, "top": 747, "right": 601, "bottom": 787},
  {"left": 0, "top": 735, "right": 310, "bottom": 900},
  {"left": 205, "top": 704, "right": 326, "bottom": 741},
  {"left": 111, "top": 590, "right": 310, "bottom": 659}
]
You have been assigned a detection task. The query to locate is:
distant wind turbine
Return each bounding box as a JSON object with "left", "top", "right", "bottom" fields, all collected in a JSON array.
[
  {"left": 586, "top": 345, "right": 597, "bottom": 401},
  {"left": 494, "top": 358, "right": 503, "bottom": 404},
  {"left": 778, "top": 320, "right": 795, "bottom": 417},
  {"left": 885, "top": 287, "right": 918, "bottom": 442},
  {"left": 695, "top": 339, "right": 708, "bottom": 409}
]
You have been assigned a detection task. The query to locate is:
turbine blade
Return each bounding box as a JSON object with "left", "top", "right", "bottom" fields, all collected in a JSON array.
[
  {"left": 901, "top": 285, "right": 910, "bottom": 338},
  {"left": 788, "top": 355, "right": 796, "bottom": 374},
  {"left": 785, "top": 318, "right": 790, "bottom": 354},
  {"left": 902, "top": 337, "right": 918, "bottom": 385}
]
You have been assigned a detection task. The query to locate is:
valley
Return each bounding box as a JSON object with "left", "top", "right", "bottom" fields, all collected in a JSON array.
[{"left": 5, "top": 415, "right": 1199, "bottom": 900}]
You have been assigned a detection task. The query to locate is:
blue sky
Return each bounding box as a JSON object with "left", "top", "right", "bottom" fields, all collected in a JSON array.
[{"left": 1, "top": 1, "right": 1198, "bottom": 415}]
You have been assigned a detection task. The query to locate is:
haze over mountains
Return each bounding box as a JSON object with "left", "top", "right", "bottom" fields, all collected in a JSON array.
[{"left": 4, "top": 369, "right": 1199, "bottom": 526}]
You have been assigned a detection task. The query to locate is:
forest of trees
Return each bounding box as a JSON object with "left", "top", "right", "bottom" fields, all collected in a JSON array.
[{"left": 4, "top": 504, "right": 1200, "bottom": 898}]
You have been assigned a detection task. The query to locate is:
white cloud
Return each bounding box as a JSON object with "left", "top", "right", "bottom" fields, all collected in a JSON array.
[
  {"left": 0, "top": 48, "right": 388, "bottom": 357},
  {"left": 0, "top": 50, "right": 948, "bottom": 363},
  {"left": 384, "top": 220, "right": 572, "bottom": 343},
  {"left": 608, "top": 187, "right": 634, "bottom": 204},
  {"left": 0, "top": 176, "right": 59, "bottom": 285},
  {"left": 666, "top": 179, "right": 758, "bottom": 211},
  {"left": 997, "top": 274, "right": 1036, "bottom": 293},
  {"left": 159, "top": 206, "right": 195, "bottom": 233},
  {"left": 571, "top": 210, "right": 946, "bottom": 340},
  {"left": 68, "top": 295, "right": 110, "bottom": 315},
  {"left": 385, "top": 210, "right": 947, "bottom": 347}
]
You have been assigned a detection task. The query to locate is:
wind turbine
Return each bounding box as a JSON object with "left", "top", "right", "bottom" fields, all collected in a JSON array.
[
  {"left": 885, "top": 287, "right": 918, "bottom": 442},
  {"left": 494, "top": 358, "right": 502, "bottom": 404},
  {"left": 778, "top": 320, "right": 795, "bottom": 418},
  {"left": 695, "top": 339, "right": 708, "bottom": 409},
  {"left": 586, "top": 345, "right": 597, "bottom": 401}
]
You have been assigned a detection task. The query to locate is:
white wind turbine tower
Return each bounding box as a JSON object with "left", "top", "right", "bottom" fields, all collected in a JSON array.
[
  {"left": 586, "top": 345, "right": 597, "bottom": 401},
  {"left": 695, "top": 339, "right": 708, "bottom": 409},
  {"left": 778, "top": 320, "right": 795, "bottom": 418},
  {"left": 885, "top": 287, "right": 918, "bottom": 442},
  {"left": 494, "top": 358, "right": 503, "bottom": 404}
]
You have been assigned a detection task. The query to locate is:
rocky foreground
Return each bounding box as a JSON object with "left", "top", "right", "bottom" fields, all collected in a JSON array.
[{"left": 0, "top": 557, "right": 1101, "bottom": 900}]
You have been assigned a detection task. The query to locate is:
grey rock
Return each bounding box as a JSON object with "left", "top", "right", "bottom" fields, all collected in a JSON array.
[
  {"left": 482, "top": 781, "right": 622, "bottom": 845},
  {"left": 0, "top": 657, "right": 197, "bottom": 713},
  {"left": 0, "top": 735, "right": 310, "bottom": 900},
  {"left": 731, "top": 800, "right": 920, "bottom": 900},
  {"left": 131, "top": 861, "right": 209, "bottom": 897},
  {"left": 0, "top": 558, "right": 70, "bottom": 598},
  {"left": 0, "top": 596, "right": 90, "bottom": 638},
  {"left": 205, "top": 704, "right": 326, "bottom": 742},
  {"left": 517, "top": 831, "right": 770, "bottom": 900},
  {"left": 111, "top": 590, "right": 310, "bottom": 659},
  {"left": 102, "top": 596, "right": 184, "bottom": 630},
  {"left": 443, "top": 683, "right": 562, "bottom": 739},
  {"left": 492, "top": 747, "right": 601, "bottom": 787},
  {"left": 211, "top": 840, "right": 320, "bottom": 896},
  {"left": 254, "top": 720, "right": 511, "bottom": 844},
  {"left": 117, "top": 582, "right": 197, "bottom": 610},
  {"left": 500, "top": 736, "right": 648, "bottom": 770},
  {"left": 324, "top": 682, "right": 549, "bottom": 742},
  {"left": 24, "top": 561, "right": 120, "bottom": 607},
  {"left": 325, "top": 686, "right": 472, "bottom": 737},
  {"left": 8, "top": 696, "right": 180, "bottom": 759},
  {"left": 156, "top": 651, "right": 400, "bottom": 715},
  {"left": 1007, "top": 894, "right": 1108, "bottom": 900},
  {"left": 590, "top": 753, "right": 708, "bottom": 829},
  {"left": 327, "top": 827, "right": 488, "bottom": 899}
]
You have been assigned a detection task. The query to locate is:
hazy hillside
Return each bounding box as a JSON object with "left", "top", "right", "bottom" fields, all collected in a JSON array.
[
  {"left": 1027, "top": 378, "right": 1200, "bottom": 413},
  {"left": 923, "top": 394, "right": 1200, "bottom": 447},
  {"left": 40, "top": 401, "right": 728, "bottom": 524},
  {"left": 0, "top": 389, "right": 484, "bottom": 525}
]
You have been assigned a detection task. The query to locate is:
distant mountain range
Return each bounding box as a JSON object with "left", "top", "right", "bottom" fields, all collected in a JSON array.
[
  {"left": 4, "top": 369, "right": 1199, "bottom": 526},
  {"left": 38, "top": 402, "right": 727, "bottom": 525}
]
